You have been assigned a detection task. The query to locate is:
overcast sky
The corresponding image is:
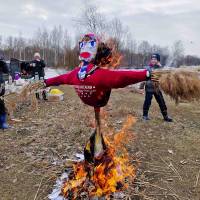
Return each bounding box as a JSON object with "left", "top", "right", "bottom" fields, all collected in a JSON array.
[{"left": 0, "top": 0, "right": 199, "bottom": 56}]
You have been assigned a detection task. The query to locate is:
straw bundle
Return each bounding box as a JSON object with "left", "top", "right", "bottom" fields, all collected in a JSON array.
[
  {"left": 4, "top": 81, "right": 44, "bottom": 117},
  {"left": 154, "top": 70, "right": 200, "bottom": 103}
]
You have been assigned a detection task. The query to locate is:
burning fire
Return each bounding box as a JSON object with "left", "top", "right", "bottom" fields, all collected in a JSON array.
[
  {"left": 99, "top": 38, "right": 123, "bottom": 69},
  {"left": 101, "top": 51, "right": 123, "bottom": 69},
  {"left": 61, "top": 116, "right": 136, "bottom": 199}
]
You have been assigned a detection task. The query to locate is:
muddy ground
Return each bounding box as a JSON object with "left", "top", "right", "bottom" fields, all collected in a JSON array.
[{"left": 0, "top": 85, "right": 200, "bottom": 200}]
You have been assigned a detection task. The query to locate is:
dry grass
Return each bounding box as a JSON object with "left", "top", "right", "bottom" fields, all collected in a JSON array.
[
  {"left": 156, "top": 70, "right": 200, "bottom": 103},
  {"left": 0, "top": 86, "right": 200, "bottom": 200}
]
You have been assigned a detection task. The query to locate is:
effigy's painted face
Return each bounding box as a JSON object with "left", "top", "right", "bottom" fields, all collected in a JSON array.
[{"left": 79, "top": 35, "right": 98, "bottom": 63}]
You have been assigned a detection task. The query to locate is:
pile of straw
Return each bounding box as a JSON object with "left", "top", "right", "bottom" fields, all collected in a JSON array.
[
  {"left": 155, "top": 70, "right": 200, "bottom": 103},
  {"left": 4, "top": 81, "right": 44, "bottom": 117}
]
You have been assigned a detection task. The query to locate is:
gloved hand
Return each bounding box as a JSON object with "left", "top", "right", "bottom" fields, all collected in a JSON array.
[
  {"left": 145, "top": 66, "right": 159, "bottom": 82},
  {"left": 30, "top": 63, "right": 36, "bottom": 67},
  {"left": 145, "top": 66, "right": 152, "bottom": 78}
]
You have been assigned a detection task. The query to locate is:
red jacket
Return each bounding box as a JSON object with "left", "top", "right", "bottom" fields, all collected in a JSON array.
[{"left": 45, "top": 64, "right": 147, "bottom": 107}]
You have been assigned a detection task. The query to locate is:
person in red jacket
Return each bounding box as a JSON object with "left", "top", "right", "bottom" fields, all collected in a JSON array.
[{"left": 44, "top": 33, "right": 155, "bottom": 163}]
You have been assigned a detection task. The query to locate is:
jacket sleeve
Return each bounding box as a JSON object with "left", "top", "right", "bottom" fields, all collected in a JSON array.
[
  {"left": 45, "top": 69, "right": 77, "bottom": 86},
  {"left": 41, "top": 60, "right": 46, "bottom": 68},
  {"left": 88, "top": 69, "right": 148, "bottom": 89},
  {"left": 0, "top": 60, "right": 9, "bottom": 74}
]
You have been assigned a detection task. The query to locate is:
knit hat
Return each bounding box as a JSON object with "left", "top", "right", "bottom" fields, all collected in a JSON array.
[{"left": 151, "top": 53, "right": 160, "bottom": 61}]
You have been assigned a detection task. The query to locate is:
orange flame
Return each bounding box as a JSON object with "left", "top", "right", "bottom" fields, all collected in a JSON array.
[
  {"left": 101, "top": 52, "right": 123, "bottom": 69},
  {"left": 61, "top": 115, "right": 136, "bottom": 199},
  {"left": 99, "top": 38, "right": 123, "bottom": 69}
]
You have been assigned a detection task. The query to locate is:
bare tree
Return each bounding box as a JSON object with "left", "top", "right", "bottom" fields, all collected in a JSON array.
[
  {"left": 63, "top": 30, "right": 72, "bottom": 66},
  {"left": 107, "top": 18, "right": 130, "bottom": 50},
  {"left": 0, "top": 20, "right": 198, "bottom": 69},
  {"left": 171, "top": 40, "right": 184, "bottom": 67},
  {"left": 74, "top": 3, "right": 106, "bottom": 35},
  {"left": 137, "top": 41, "right": 151, "bottom": 65},
  {"left": 49, "top": 25, "right": 64, "bottom": 66},
  {"left": 124, "top": 33, "right": 137, "bottom": 66}
]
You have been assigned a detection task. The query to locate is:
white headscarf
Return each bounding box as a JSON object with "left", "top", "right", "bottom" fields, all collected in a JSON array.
[{"left": 34, "top": 52, "right": 41, "bottom": 59}]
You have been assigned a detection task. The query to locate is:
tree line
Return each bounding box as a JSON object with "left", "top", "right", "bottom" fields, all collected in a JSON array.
[{"left": 0, "top": 4, "right": 199, "bottom": 68}]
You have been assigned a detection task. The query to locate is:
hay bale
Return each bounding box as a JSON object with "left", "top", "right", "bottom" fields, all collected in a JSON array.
[{"left": 157, "top": 70, "right": 200, "bottom": 103}]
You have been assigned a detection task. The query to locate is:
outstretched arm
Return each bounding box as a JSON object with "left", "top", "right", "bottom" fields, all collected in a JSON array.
[
  {"left": 45, "top": 68, "right": 149, "bottom": 89},
  {"left": 85, "top": 69, "right": 148, "bottom": 89},
  {"left": 45, "top": 69, "right": 78, "bottom": 87}
]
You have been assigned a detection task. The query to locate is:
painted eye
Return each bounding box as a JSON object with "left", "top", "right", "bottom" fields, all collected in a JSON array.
[
  {"left": 79, "top": 42, "right": 84, "bottom": 49},
  {"left": 90, "top": 41, "right": 95, "bottom": 47}
]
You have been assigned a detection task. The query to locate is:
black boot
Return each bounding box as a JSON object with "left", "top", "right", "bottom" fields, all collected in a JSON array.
[
  {"left": 163, "top": 115, "right": 173, "bottom": 122},
  {"left": 142, "top": 115, "right": 150, "bottom": 120},
  {"left": 35, "top": 93, "right": 40, "bottom": 99},
  {"left": 143, "top": 110, "right": 150, "bottom": 120},
  {"left": 42, "top": 91, "right": 48, "bottom": 100},
  {"left": 162, "top": 110, "right": 173, "bottom": 122}
]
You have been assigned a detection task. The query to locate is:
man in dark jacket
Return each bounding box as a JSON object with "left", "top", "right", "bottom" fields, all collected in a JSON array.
[
  {"left": 30, "top": 52, "right": 46, "bottom": 79},
  {"left": 142, "top": 54, "right": 173, "bottom": 122},
  {"left": 29, "top": 52, "right": 46, "bottom": 99},
  {"left": 0, "top": 54, "right": 9, "bottom": 129}
]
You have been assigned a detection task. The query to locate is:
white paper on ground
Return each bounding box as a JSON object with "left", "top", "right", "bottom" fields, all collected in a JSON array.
[
  {"left": 75, "top": 153, "right": 84, "bottom": 161},
  {"left": 48, "top": 172, "right": 68, "bottom": 200}
]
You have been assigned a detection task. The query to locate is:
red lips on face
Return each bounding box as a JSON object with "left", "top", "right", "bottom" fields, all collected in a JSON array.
[{"left": 80, "top": 52, "right": 91, "bottom": 58}]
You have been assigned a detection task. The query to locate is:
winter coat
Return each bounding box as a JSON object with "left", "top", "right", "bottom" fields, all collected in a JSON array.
[
  {"left": 30, "top": 59, "right": 46, "bottom": 78},
  {"left": 0, "top": 60, "right": 8, "bottom": 96},
  {"left": 0, "top": 60, "right": 8, "bottom": 83}
]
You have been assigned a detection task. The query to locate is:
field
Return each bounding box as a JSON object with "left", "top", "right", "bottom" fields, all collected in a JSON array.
[{"left": 0, "top": 85, "right": 200, "bottom": 200}]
